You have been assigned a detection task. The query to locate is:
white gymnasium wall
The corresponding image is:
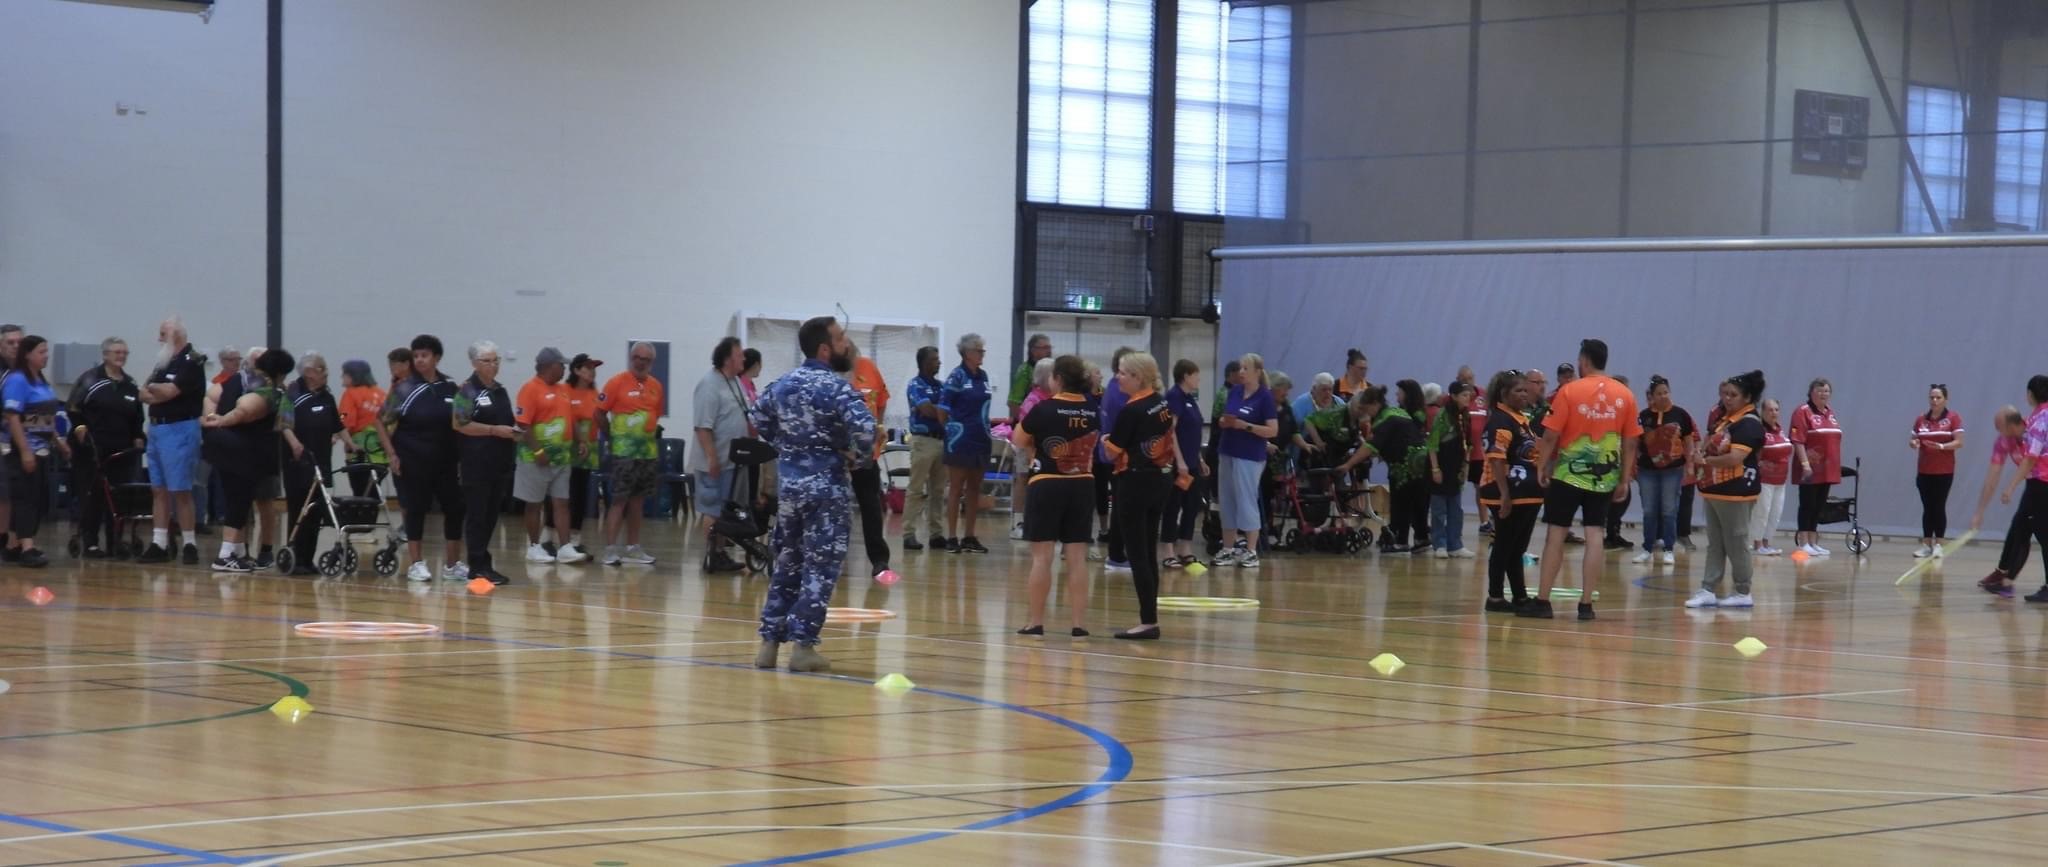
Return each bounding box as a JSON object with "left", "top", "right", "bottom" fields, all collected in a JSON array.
[
  {"left": 0, "top": 0, "right": 266, "bottom": 360},
  {"left": 2, "top": 0, "right": 1019, "bottom": 423}
]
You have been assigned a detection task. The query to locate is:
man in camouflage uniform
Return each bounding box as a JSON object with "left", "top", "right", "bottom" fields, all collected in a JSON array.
[{"left": 752, "top": 316, "right": 876, "bottom": 673}]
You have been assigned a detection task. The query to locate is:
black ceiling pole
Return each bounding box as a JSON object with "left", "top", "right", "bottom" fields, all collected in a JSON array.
[{"left": 266, "top": 0, "right": 282, "bottom": 348}]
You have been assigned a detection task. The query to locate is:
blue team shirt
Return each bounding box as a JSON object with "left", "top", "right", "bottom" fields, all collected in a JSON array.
[
  {"left": 940, "top": 364, "right": 991, "bottom": 454},
  {"left": 1, "top": 374, "right": 65, "bottom": 454},
  {"left": 905, "top": 373, "right": 944, "bottom": 438}
]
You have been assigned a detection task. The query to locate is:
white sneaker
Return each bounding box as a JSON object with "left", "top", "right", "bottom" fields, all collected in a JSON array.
[
  {"left": 1661, "top": 552, "right": 1675, "bottom": 566},
  {"left": 1803, "top": 544, "right": 1831, "bottom": 559},
  {"left": 622, "top": 545, "right": 656, "bottom": 565},
  {"left": 1684, "top": 589, "right": 1719, "bottom": 608},
  {"left": 406, "top": 561, "right": 432, "bottom": 582},
  {"left": 526, "top": 544, "right": 554, "bottom": 563},
  {"left": 1449, "top": 548, "right": 1476, "bottom": 559},
  {"left": 1213, "top": 546, "right": 1242, "bottom": 567},
  {"left": 1433, "top": 549, "right": 1450, "bottom": 560},
  {"left": 1811, "top": 543, "right": 1832, "bottom": 556},
  {"left": 555, "top": 542, "right": 589, "bottom": 564},
  {"left": 1632, "top": 550, "right": 1654, "bottom": 564},
  {"left": 1237, "top": 549, "right": 1261, "bottom": 569},
  {"left": 1719, "top": 593, "right": 1754, "bottom": 608},
  {"left": 1912, "top": 545, "right": 1932, "bottom": 559},
  {"left": 1760, "top": 545, "right": 1783, "bottom": 557},
  {"left": 603, "top": 546, "right": 623, "bottom": 566},
  {"left": 1932, "top": 543, "right": 1946, "bottom": 559},
  {"left": 1009, "top": 522, "right": 1025, "bottom": 540},
  {"left": 443, "top": 561, "right": 470, "bottom": 580}
]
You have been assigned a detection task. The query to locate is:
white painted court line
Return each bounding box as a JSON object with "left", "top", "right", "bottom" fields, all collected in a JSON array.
[
  {"left": 1221, "top": 841, "right": 1645, "bottom": 867},
  {"left": 1656, "top": 688, "right": 1912, "bottom": 708},
  {"left": 903, "top": 637, "right": 2043, "bottom": 743},
  {"left": 227, "top": 825, "right": 1281, "bottom": 866},
  {"left": 9, "top": 780, "right": 2046, "bottom": 849},
  {"left": 0, "top": 638, "right": 786, "bottom": 674}
]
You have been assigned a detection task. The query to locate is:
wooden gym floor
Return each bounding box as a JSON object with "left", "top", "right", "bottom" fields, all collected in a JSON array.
[{"left": 3, "top": 512, "right": 2047, "bottom": 865}]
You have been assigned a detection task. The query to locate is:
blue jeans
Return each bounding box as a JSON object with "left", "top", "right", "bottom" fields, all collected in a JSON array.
[
  {"left": 1429, "top": 493, "right": 1464, "bottom": 552},
  {"left": 1638, "top": 465, "right": 1684, "bottom": 552}
]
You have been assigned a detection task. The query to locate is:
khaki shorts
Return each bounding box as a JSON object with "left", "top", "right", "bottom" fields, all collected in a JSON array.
[{"left": 514, "top": 460, "right": 572, "bottom": 502}]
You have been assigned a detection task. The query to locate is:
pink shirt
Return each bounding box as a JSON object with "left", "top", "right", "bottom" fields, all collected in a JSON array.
[
  {"left": 1990, "top": 434, "right": 2024, "bottom": 468},
  {"left": 2026, "top": 406, "right": 2048, "bottom": 483},
  {"left": 1017, "top": 386, "right": 1051, "bottom": 421}
]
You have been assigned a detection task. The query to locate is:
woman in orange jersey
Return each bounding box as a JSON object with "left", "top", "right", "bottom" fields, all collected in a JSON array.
[
  {"left": 336, "top": 359, "right": 387, "bottom": 498},
  {"left": 1011, "top": 355, "right": 1099, "bottom": 638}
]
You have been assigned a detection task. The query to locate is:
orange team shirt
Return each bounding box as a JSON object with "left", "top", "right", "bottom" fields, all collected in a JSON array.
[
  {"left": 515, "top": 377, "right": 576, "bottom": 465},
  {"left": 1543, "top": 375, "right": 1643, "bottom": 493},
  {"left": 337, "top": 385, "right": 387, "bottom": 435},
  {"left": 598, "top": 371, "right": 664, "bottom": 461},
  {"left": 851, "top": 357, "right": 890, "bottom": 459}
]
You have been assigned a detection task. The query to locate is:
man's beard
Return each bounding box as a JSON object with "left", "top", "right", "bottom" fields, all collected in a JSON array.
[
  {"left": 153, "top": 340, "right": 175, "bottom": 375},
  {"left": 829, "top": 348, "right": 854, "bottom": 373}
]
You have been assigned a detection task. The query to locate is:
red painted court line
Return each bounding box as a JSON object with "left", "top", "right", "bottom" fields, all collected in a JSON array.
[{"left": 22, "top": 696, "right": 1743, "bottom": 821}]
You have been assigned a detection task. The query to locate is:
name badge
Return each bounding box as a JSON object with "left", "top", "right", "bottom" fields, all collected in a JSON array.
[{"left": 477, "top": 395, "right": 493, "bottom": 407}]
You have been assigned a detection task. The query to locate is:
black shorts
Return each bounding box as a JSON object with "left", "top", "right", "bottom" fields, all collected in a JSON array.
[
  {"left": 1543, "top": 482, "right": 1611, "bottom": 529},
  {"left": 1023, "top": 476, "right": 1094, "bottom": 544}
]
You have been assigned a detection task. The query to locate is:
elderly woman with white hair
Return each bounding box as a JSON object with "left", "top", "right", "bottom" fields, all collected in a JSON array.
[
  {"left": 376, "top": 334, "right": 468, "bottom": 582},
  {"left": 281, "top": 352, "right": 343, "bottom": 575},
  {"left": 452, "top": 340, "right": 520, "bottom": 585},
  {"left": 68, "top": 337, "right": 145, "bottom": 558},
  {"left": 939, "top": 332, "right": 994, "bottom": 554}
]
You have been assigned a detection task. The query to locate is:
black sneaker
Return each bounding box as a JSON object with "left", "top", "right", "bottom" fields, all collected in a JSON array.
[
  {"left": 703, "top": 551, "right": 744, "bottom": 573},
  {"left": 17, "top": 549, "right": 49, "bottom": 568},
  {"left": 2024, "top": 587, "right": 2048, "bottom": 603},
  {"left": 1565, "top": 532, "right": 1585, "bottom": 545},
  {"left": 930, "top": 535, "right": 950, "bottom": 551},
  {"left": 1604, "top": 536, "right": 1633, "bottom": 551},
  {"left": 82, "top": 545, "right": 108, "bottom": 560},
  {"left": 137, "top": 543, "right": 171, "bottom": 563},
  {"left": 902, "top": 535, "right": 925, "bottom": 551},
  {"left": 1484, "top": 598, "right": 1516, "bottom": 613},
  {"left": 1578, "top": 602, "right": 1596, "bottom": 621},
  {"left": 485, "top": 570, "right": 512, "bottom": 586},
  {"left": 1516, "top": 598, "right": 1555, "bottom": 619},
  {"left": 211, "top": 556, "right": 252, "bottom": 573},
  {"left": 182, "top": 543, "right": 201, "bottom": 566},
  {"left": 0, "top": 547, "right": 18, "bottom": 564},
  {"left": 959, "top": 536, "right": 989, "bottom": 554},
  {"left": 255, "top": 546, "right": 275, "bottom": 569},
  {"left": 1478, "top": 523, "right": 1495, "bottom": 536}
]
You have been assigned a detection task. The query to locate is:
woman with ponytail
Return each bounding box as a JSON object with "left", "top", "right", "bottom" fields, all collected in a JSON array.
[
  {"left": 1479, "top": 370, "right": 1541, "bottom": 611},
  {"left": 1687, "top": 370, "right": 1767, "bottom": 608}
]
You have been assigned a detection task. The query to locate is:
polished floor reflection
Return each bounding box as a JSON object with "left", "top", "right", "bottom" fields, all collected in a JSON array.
[{"left": 3, "top": 515, "right": 2044, "bottom": 865}]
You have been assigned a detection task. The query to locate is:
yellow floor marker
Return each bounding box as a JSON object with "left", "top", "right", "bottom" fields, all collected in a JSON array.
[{"left": 1368, "top": 653, "right": 1405, "bottom": 675}]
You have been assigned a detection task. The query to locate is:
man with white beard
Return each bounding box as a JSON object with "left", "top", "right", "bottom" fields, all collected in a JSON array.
[{"left": 137, "top": 317, "right": 207, "bottom": 565}]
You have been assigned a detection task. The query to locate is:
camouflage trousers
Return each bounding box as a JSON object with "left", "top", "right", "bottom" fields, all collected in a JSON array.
[{"left": 757, "top": 481, "right": 853, "bottom": 646}]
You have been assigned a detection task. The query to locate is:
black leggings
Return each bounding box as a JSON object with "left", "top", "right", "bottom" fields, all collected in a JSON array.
[
  {"left": 1999, "top": 487, "right": 2039, "bottom": 576},
  {"left": 851, "top": 464, "right": 890, "bottom": 571},
  {"left": 1796, "top": 483, "right": 1832, "bottom": 532},
  {"left": 74, "top": 446, "right": 137, "bottom": 550},
  {"left": 1487, "top": 501, "right": 1539, "bottom": 600},
  {"left": 2013, "top": 480, "right": 2048, "bottom": 584},
  {"left": 1916, "top": 473, "right": 1954, "bottom": 539},
  {"left": 1116, "top": 471, "right": 1172, "bottom": 625},
  {"left": 283, "top": 459, "right": 325, "bottom": 569},
  {"left": 1386, "top": 480, "right": 1428, "bottom": 547},
  {"left": 1606, "top": 486, "right": 1631, "bottom": 536},
  {"left": 1159, "top": 482, "right": 1204, "bottom": 543},
  {"left": 397, "top": 456, "right": 465, "bottom": 541},
  {"left": 7, "top": 453, "right": 49, "bottom": 540},
  {"left": 1676, "top": 485, "right": 1695, "bottom": 538},
  {"left": 218, "top": 469, "right": 266, "bottom": 530},
  {"left": 463, "top": 472, "right": 509, "bottom": 575}
]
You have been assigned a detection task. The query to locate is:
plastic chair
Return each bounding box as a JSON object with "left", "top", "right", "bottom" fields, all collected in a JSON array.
[{"left": 658, "top": 437, "right": 694, "bottom": 518}]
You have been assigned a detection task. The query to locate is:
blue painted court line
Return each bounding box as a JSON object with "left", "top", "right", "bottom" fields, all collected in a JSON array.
[
  {"left": 14, "top": 602, "right": 1137, "bottom": 866},
  {"left": 0, "top": 811, "right": 250, "bottom": 864}
]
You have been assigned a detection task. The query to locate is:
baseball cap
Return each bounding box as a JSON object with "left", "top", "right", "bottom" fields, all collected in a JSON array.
[
  {"left": 535, "top": 346, "right": 566, "bottom": 366},
  {"left": 570, "top": 353, "right": 604, "bottom": 370}
]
